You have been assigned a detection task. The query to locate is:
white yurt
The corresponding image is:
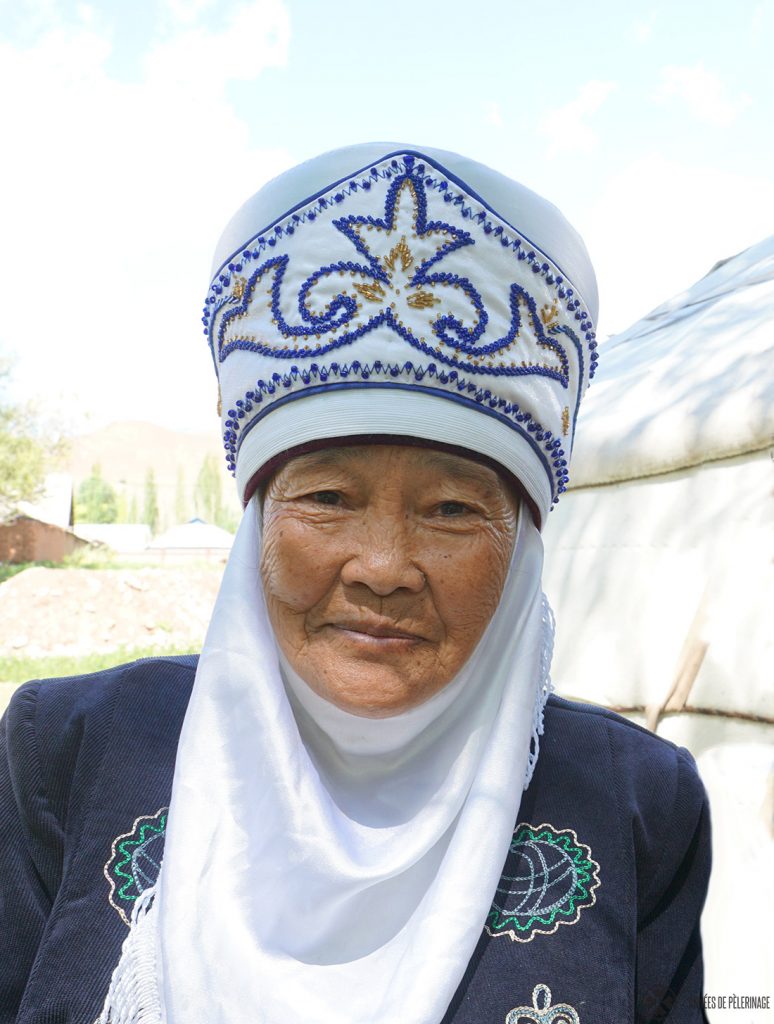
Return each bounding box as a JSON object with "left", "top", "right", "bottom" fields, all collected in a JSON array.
[{"left": 542, "top": 236, "right": 773, "bottom": 1023}]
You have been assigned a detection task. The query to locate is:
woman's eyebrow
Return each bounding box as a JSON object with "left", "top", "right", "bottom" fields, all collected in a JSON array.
[
  {"left": 288, "top": 448, "right": 361, "bottom": 473},
  {"left": 421, "top": 452, "right": 499, "bottom": 489},
  {"left": 287, "top": 447, "right": 500, "bottom": 489}
]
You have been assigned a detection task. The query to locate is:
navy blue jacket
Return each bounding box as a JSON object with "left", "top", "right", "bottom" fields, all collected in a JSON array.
[{"left": 0, "top": 656, "right": 710, "bottom": 1023}]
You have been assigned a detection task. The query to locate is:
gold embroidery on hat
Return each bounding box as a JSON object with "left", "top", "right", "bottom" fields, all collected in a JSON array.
[
  {"left": 353, "top": 280, "right": 387, "bottom": 302},
  {"left": 383, "top": 235, "right": 414, "bottom": 273},
  {"left": 540, "top": 302, "right": 560, "bottom": 329},
  {"left": 216, "top": 170, "right": 568, "bottom": 394},
  {"left": 346, "top": 181, "right": 456, "bottom": 316},
  {"left": 406, "top": 289, "right": 441, "bottom": 309},
  {"left": 354, "top": 233, "right": 442, "bottom": 312}
]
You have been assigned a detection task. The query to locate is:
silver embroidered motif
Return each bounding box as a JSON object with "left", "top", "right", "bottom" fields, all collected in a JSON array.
[{"left": 505, "top": 983, "right": 580, "bottom": 1023}]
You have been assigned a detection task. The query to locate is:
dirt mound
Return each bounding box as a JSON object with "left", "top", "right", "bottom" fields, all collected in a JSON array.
[{"left": 0, "top": 565, "right": 224, "bottom": 661}]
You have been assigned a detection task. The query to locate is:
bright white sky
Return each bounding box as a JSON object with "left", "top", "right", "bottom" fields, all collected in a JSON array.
[{"left": 1, "top": 0, "right": 772, "bottom": 434}]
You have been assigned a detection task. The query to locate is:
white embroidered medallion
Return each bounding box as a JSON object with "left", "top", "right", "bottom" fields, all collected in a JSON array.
[
  {"left": 486, "top": 822, "right": 600, "bottom": 942},
  {"left": 505, "top": 983, "right": 580, "bottom": 1023}
]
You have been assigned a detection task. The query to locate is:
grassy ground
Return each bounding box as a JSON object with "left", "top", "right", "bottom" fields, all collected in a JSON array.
[
  {"left": 0, "top": 558, "right": 212, "bottom": 711},
  {"left": 0, "top": 643, "right": 199, "bottom": 715},
  {"left": 0, "top": 553, "right": 134, "bottom": 583},
  {"left": 0, "top": 561, "right": 57, "bottom": 584},
  {"left": 0, "top": 643, "right": 199, "bottom": 685},
  {"left": 0, "top": 548, "right": 130, "bottom": 582},
  {"left": 0, "top": 550, "right": 224, "bottom": 583}
]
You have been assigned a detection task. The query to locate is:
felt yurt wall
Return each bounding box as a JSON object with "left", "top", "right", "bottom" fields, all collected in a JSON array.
[{"left": 542, "top": 236, "right": 774, "bottom": 1022}]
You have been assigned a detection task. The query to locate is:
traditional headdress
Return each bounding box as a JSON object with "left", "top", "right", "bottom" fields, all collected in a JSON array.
[{"left": 207, "top": 143, "right": 598, "bottom": 525}]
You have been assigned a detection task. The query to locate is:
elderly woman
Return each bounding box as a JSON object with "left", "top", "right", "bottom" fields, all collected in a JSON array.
[{"left": 0, "top": 144, "right": 710, "bottom": 1024}]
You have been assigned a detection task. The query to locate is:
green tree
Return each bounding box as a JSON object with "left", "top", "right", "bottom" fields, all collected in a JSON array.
[
  {"left": 75, "top": 464, "right": 118, "bottom": 523},
  {"left": 143, "top": 469, "right": 159, "bottom": 535},
  {"left": 194, "top": 454, "right": 223, "bottom": 525},
  {"left": 0, "top": 362, "right": 47, "bottom": 510},
  {"left": 175, "top": 466, "right": 187, "bottom": 524},
  {"left": 0, "top": 410, "right": 46, "bottom": 509},
  {"left": 115, "top": 490, "right": 128, "bottom": 524},
  {"left": 217, "top": 506, "right": 239, "bottom": 533},
  {"left": 128, "top": 495, "right": 139, "bottom": 524}
]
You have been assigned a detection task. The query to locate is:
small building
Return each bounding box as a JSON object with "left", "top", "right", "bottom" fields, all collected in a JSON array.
[
  {"left": 148, "top": 519, "right": 234, "bottom": 562},
  {"left": 73, "top": 523, "right": 152, "bottom": 554},
  {"left": 0, "top": 514, "right": 89, "bottom": 564},
  {"left": 17, "top": 472, "right": 74, "bottom": 529}
]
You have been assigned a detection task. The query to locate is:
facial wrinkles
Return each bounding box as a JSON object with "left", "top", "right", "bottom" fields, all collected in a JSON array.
[
  {"left": 263, "top": 503, "right": 435, "bottom": 653},
  {"left": 260, "top": 445, "right": 518, "bottom": 716}
]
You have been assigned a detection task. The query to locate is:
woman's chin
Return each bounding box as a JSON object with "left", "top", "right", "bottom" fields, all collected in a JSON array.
[{"left": 301, "top": 659, "right": 450, "bottom": 719}]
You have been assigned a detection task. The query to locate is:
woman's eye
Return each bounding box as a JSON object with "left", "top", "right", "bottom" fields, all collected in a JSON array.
[
  {"left": 437, "top": 501, "right": 469, "bottom": 517},
  {"left": 310, "top": 490, "right": 341, "bottom": 505}
]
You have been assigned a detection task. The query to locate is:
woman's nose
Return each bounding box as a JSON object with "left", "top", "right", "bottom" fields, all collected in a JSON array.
[{"left": 339, "top": 523, "right": 426, "bottom": 596}]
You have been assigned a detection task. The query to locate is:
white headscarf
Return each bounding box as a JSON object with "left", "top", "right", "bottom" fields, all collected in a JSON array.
[{"left": 98, "top": 493, "right": 555, "bottom": 1024}]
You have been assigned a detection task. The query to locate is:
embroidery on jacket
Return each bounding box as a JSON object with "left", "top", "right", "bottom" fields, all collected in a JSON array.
[
  {"left": 485, "top": 822, "right": 600, "bottom": 942},
  {"left": 505, "top": 983, "right": 580, "bottom": 1023},
  {"left": 104, "top": 807, "right": 167, "bottom": 926}
]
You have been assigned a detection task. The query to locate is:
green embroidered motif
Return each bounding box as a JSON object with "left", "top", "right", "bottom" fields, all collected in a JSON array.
[
  {"left": 505, "top": 983, "right": 580, "bottom": 1023},
  {"left": 486, "top": 822, "right": 600, "bottom": 943},
  {"left": 104, "top": 807, "right": 167, "bottom": 926}
]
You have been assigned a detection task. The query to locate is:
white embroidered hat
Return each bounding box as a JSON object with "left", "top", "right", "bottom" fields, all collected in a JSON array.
[{"left": 204, "top": 143, "right": 599, "bottom": 526}]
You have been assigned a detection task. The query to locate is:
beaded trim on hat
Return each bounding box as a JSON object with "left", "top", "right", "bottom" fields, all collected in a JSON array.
[{"left": 204, "top": 151, "right": 598, "bottom": 510}]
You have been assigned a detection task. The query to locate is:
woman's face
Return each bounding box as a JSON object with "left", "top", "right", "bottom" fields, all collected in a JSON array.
[{"left": 261, "top": 445, "right": 519, "bottom": 717}]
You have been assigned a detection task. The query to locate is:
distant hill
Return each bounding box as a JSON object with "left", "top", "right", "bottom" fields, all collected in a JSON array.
[{"left": 63, "top": 421, "right": 241, "bottom": 534}]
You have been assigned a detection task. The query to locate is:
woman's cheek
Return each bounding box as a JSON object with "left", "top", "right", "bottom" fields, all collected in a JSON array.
[
  {"left": 261, "top": 517, "right": 338, "bottom": 611},
  {"left": 429, "top": 527, "right": 513, "bottom": 635}
]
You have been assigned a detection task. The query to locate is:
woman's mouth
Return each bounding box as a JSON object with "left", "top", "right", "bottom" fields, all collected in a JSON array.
[{"left": 328, "top": 620, "right": 424, "bottom": 645}]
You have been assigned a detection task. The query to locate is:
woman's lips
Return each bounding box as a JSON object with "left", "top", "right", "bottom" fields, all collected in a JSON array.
[{"left": 327, "top": 621, "right": 424, "bottom": 644}]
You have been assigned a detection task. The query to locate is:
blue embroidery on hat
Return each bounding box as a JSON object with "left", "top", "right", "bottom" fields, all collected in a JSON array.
[
  {"left": 209, "top": 153, "right": 600, "bottom": 507},
  {"left": 104, "top": 808, "right": 167, "bottom": 927},
  {"left": 203, "top": 154, "right": 597, "bottom": 375},
  {"left": 222, "top": 361, "right": 568, "bottom": 500},
  {"left": 485, "top": 822, "right": 600, "bottom": 943},
  {"left": 213, "top": 172, "right": 571, "bottom": 386}
]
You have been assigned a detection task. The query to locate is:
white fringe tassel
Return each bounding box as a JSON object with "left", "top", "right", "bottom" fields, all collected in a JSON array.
[
  {"left": 96, "top": 884, "right": 163, "bottom": 1024},
  {"left": 523, "top": 594, "right": 556, "bottom": 789}
]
